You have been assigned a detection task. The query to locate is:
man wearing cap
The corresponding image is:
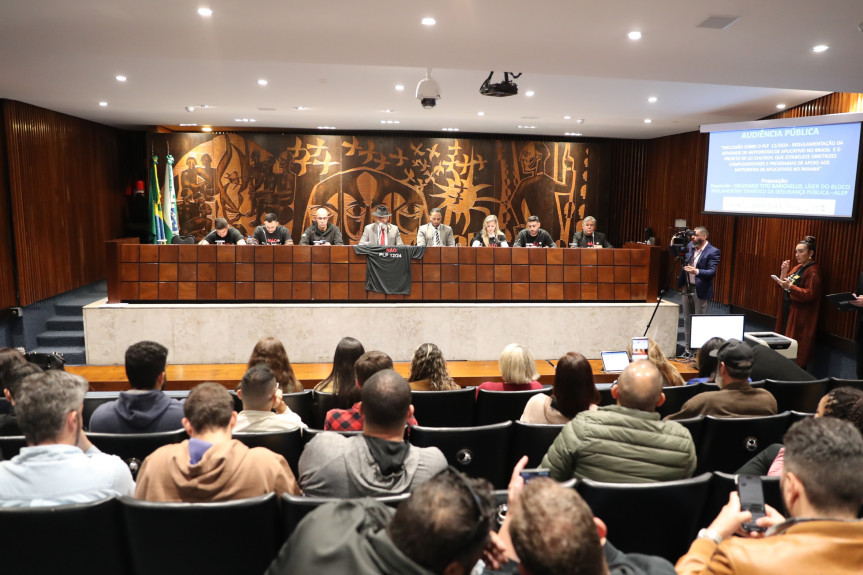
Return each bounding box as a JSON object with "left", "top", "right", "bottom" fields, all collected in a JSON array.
[
  {"left": 665, "top": 339, "right": 777, "bottom": 420},
  {"left": 358, "top": 205, "right": 403, "bottom": 246}
]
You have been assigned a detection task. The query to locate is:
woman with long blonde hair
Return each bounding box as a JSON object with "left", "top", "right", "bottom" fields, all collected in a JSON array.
[
  {"left": 471, "top": 215, "right": 509, "bottom": 247},
  {"left": 629, "top": 338, "right": 685, "bottom": 387}
]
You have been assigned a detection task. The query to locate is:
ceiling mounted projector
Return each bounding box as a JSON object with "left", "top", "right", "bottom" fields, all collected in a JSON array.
[
  {"left": 479, "top": 71, "right": 522, "bottom": 97},
  {"left": 416, "top": 68, "right": 441, "bottom": 109}
]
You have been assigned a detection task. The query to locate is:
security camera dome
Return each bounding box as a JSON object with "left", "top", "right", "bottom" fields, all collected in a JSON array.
[{"left": 416, "top": 69, "right": 440, "bottom": 109}]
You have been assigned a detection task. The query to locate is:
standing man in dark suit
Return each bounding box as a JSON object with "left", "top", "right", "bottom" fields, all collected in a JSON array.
[
  {"left": 571, "top": 216, "right": 612, "bottom": 248},
  {"left": 678, "top": 226, "right": 720, "bottom": 356},
  {"left": 416, "top": 208, "right": 455, "bottom": 246}
]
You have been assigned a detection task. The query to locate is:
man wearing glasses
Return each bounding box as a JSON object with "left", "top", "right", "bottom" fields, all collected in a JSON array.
[{"left": 299, "top": 207, "right": 344, "bottom": 245}]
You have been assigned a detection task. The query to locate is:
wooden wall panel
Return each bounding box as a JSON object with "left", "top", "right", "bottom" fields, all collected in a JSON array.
[
  {"left": 2, "top": 100, "right": 129, "bottom": 305},
  {"left": 0, "top": 103, "right": 16, "bottom": 309}
]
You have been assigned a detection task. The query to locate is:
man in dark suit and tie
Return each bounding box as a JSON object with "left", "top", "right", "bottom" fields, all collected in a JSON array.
[
  {"left": 416, "top": 208, "right": 455, "bottom": 246},
  {"left": 678, "top": 226, "right": 720, "bottom": 356}
]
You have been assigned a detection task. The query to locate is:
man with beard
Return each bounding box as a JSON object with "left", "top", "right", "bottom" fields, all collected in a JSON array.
[{"left": 677, "top": 226, "right": 720, "bottom": 356}]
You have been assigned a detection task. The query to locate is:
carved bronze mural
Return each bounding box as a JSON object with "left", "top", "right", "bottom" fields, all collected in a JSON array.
[{"left": 153, "top": 133, "right": 594, "bottom": 246}]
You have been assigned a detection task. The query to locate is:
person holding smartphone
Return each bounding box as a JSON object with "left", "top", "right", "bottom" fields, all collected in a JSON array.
[
  {"left": 772, "top": 236, "right": 821, "bottom": 368},
  {"left": 676, "top": 417, "right": 863, "bottom": 575}
]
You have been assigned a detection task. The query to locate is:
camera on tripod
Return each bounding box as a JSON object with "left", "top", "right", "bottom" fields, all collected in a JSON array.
[{"left": 669, "top": 220, "right": 694, "bottom": 259}]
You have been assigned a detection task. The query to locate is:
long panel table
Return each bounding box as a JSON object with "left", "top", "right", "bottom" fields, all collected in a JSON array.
[{"left": 107, "top": 240, "right": 660, "bottom": 303}]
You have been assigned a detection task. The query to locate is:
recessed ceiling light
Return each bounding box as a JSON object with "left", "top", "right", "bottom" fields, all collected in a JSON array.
[
  {"left": 628, "top": 31, "right": 642, "bottom": 40},
  {"left": 258, "top": 79, "right": 268, "bottom": 86},
  {"left": 98, "top": 101, "right": 108, "bottom": 107},
  {"left": 234, "top": 118, "right": 256, "bottom": 123},
  {"left": 525, "top": 90, "right": 535, "bottom": 97},
  {"left": 317, "top": 126, "right": 336, "bottom": 130},
  {"left": 517, "top": 125, "right": 537, "bottom": 129},
  {"left": 776, "top": 103, "right": 787, "bottom": 110},
  {"left": 421, "top": 17, "right": 436, "bottom": 26},
  {"left": 576, "top": 119, "right": 585, "bottom": 124},
  {"left": 380, "top": 120, "right": 400, "bottom": 124},
  {"left": 199, "top": 104, "right": 210, "bottom": 109},
  {"left": 197, "top": 7, "right": 212, "bottom": 17},
  {"left": 442, "top": 128, "right": 459, "bottom": 132},
  {"left": 115, "top": 75, "right": 127, "bottom": 82},
  {"left": 811, "top": 44, "right": 829, "bottom": 53},
  {"left": 179, "top": 123, "right": 198, "bottom": 127},
  {"left": 383, "top": 109, "right": 396, "bottom": 113},
  {"left": 564, "top": 132, "right": 583, "bottom": 136},
  {"left": 294, "top": 106, "right": 307, "bottom": 111},
  {"left": 477, "top": 112, "right": 485, "bottom": 116},
  {"left": 395, "top": 84, "right": 405, "bottom": 91},
  {"left": 644, "top": 118, "right": 652, "bottom": 124},
  {"left": 648, "top": 96, "right": 658, "bottom": 103},
  {"left": 563, "top": 115, "right": 572, "bottom": 120},
  {"left": 185, "top": 106, "right": 196, "bottom": 112},
  {"left": 202, "top": 127, "right": 212, "bottom": 132}
]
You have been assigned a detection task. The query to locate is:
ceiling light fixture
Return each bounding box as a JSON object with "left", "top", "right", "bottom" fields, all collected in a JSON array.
[
  {"left": 98, "top": 101, "right": 108, "bottom": 107},
  {"left": 563, "top": 115, "right": 572, "bottom": 120},
  {"left": 179, "top": 123, "right": 198, "bottom": 127},
  {"left": 197, "top": 7, "right": 213, "bottom": 17},
  {"left": 477, "top": 112, "right": 485, "bottom": 116},
  {"left": 628, "top": 31, "right": 642, "bottom": 40},
  {"left": 421, "top": 17, "right": 436, "bottom": 26},
  {"left": 395, "top": 84, "right": 405, "bottom": 91},
  {"left": 776, "top": 103, "right": 787, "bottom": 109},
  {"left": 442, "top": 128, "right": 459, "bottom": 132},
  {"left": 317, "top": 126, "right": 336, "bottom": 130},
  {"left": 380, "top": 120, "right": 400, "bottom": 124},
  {"left": 576, "top": 119, "right": 585, "bottom": 124},
  {"left": 115, "top": 75, "right": 127, "bottom": 82},
  {"left": 648, "top": 96, "right": 658, "bottom": 103},
  {"left": 644, "top": 118, "right": 652, "bottom": 124},
  {"left": 525, "top": 90, "right": 535, "bottom": 97},
  {"left": 258, "top": 79, "right": 268, "bottom": 86},
  {"left": 202, "top": 127, "right": 212, "bottom": 132},
  {"left": 564, "top": 132, "right": 583, "bottom": 136},
  {"left": 517, "top": 125, "right": 537, "bottom": 129},
  {"left": 811, "top": 44, "right": 829, "bottom": 53},
  {"left": 294, "top": 106, "right": 307, "bottom": 111}
]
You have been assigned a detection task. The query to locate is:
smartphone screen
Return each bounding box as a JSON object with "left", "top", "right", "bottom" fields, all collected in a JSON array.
[
  {"left": 737, "top": 475, "right": 767, "bottom": 532},
  {"left": 631, "top": 337, "right": 649, "bottom": 359},
  {"left": 519, "top": 468, "right": 550, "bottom": 483}
]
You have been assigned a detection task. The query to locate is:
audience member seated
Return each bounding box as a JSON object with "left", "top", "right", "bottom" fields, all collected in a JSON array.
[
  {"left": 476, "top": 343, "right": 543, "bottom": 397},
  {"left": 0, "top": 347, "right": 27, "bottom": 386},
  {"left": 135, "top": 382, "right": 299, "bottom": 502},
  {"left": 0, "top": 371, "right": 135, "bottom": 506},
  {"left": 0, "top": 362, "right": 43, "bottom": 436},
  {"left": 234, "top": 364, "right": 306, "bottom": 432},
  {"left": 541, "top": 360, "right": 696, "bottom": 482},
  {"left": 89, "top": 341, "right": 185, "bottom": 433},
  {"left": 632, "top": 339, "right": 685, "bottom": 386},
  {"left": 491, "top": 456, "right": 676, "bottom": 575},
  {"left": 314, "top": 336, "right": 365, "bottom": 393},
  {"left": 521, "top": 352, "right": 599, "bottom": 424},
  {"left": 686, "top": 337, "right": 724, "bottom": 384},
  {"left": 676, "top": 417, "right": 863, "bottom": 575},
  {"left": 747, "top": 338, "right": 817, "bottom": 382},
  {"left": 665, "top": 340, "right": 777, "bottom": 420},
  {"left": 324, "top": 351, "right": 418, "bottom": 431},
  {"left": 736, "top": 386, "right": 863, "bottom": 476},
  {"left": 247, "top": 337, "right": 302, "bottom": 394},
  {"left": 266, "top": 467, "right": 505, "bottom": 575},
  {"left": 299, "top": 370, "right": 446, "bottom": 497},
  {"left": 408, "top": 343, "right": 459, "bottom": 391}
]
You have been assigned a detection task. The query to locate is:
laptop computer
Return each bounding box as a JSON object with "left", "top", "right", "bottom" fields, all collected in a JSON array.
[{"left": 600, "top": 351, "right": 631, "bottom": 374}]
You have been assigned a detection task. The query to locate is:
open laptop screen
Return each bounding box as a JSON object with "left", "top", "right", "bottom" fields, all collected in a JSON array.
[{"left": 601, "top": 351, "right": 630, "bottom": 373}]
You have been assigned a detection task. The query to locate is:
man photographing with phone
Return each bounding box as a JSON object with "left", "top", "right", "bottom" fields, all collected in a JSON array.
[{"left": 676, "top": 417, "right": 863, "bottom": 574}]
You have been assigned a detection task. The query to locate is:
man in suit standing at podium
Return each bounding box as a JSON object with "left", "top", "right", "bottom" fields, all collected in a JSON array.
[
  {"left": 678, "top": 226, "right": 720, "bottom": 356},
  {"left": 416, "top": 208, "right": 455, "bottom": 247},
  {"left": 358, "top": 205, "right": 403, "bottom": 246}
]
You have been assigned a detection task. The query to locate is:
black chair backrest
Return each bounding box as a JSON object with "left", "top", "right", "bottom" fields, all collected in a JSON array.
[
  {"left": 669, "top": 415, "right": 704, "bottom": 450},
  {"left": 656, "top": 383, "right": 704, "bottom": 418},
  {"left": 282, "top": 389, "right": 314, "bottom": 426},
  {"left": 828, "top": 378, "right": 863, "bottom": 392},
  {"left": 170, "top": 234, "right": 196, "bottom": 244},
  {"left": 0, "top": 497, "right": 128, "bottom": 575},
  {"left": 280, "top": 492, "right": 409, "bottom": 539},
  {"left": 576, "top": 472, "right": 713, "bottom": 563},
  {"left": 233, "top": 428, "right": 303, "bottom": 477},
  {"left": 706, "top": 471, "right": 786, "bottom": 524},
  {"left": 0, "top": 435, "right": 27, "bottom": 460},
  {"left": 409, "top": 421, "right": 513, "bottom": 488},
  {"left": 475, "top": 387, "right": 551, "bottom": 425},
  {"left": 301, "top": 428, "right": 362, "bottom": 448},
  {"left": 696, "top": 412, "right": 792, "bottom": 474},
  {"left": 510, "top": 420, "right": 564, "bottom": 470},
  {"left": 83, "top": 392, "right": 120, "bottom": 429},
  {"left": 597, "top": 386, "right": 615, "bottom": 406},
  {"left": 88, "top": 429, "right": 187, "bottom": 478},
  {"left": 764, "top": 378, "right": 831, "bottom": 412},
  {"left": 411, "top": 387, "right": 475, "bottom": 427},
  {"left": 121, "top": 493, "right": 280, "bottom": 575},
  {"left": 311, "top": 390, "right": 339, "bottom": 429}
]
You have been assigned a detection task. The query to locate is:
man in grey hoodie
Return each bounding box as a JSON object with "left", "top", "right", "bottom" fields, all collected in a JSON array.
[
  {"left": 89, "top": 341, "right": 184, "bottom": 433},
  {"left": 299, "top": 369, "right": 447, "bottom": 497}
]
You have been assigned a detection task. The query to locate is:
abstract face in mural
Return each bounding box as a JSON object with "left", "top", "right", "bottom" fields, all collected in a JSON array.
[
  {"left": 519, "top": 142, "right": 546, "bottom": 176},
  {"left": 307, "top": 170, "right": 425, "bottom": 243}
]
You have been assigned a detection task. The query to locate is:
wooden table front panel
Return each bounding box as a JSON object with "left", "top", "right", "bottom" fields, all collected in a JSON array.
[{"left": 113, "top": 244, "right": 657, "bottom": 303}]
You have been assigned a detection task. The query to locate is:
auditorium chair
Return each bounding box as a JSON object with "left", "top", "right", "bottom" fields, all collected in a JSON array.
[
  {"left": 121, "top": 493, "right": 280, "bottom": 575},
  {"left": 656, "top": 383, "right": 705, "bottom": 419},
  {"left": 0, "top": 497, "right": 128, "bottom": 575},
  {"left": 705, "top": 471, "right": 785, "bottom": 523},
  {"left": 233, "top": 428, "right": 303, "bottom": 477},
  {"left": 0, "top": 435, "right": 27, "bottom": 459},
  {"left": 88, "top": 429, "right": 187, "bottom": 478},
  {"left": 789, "top": 410, "right": 814, "bottom": 425},
  {"left": 672, "top": 415, "right": 705, "bottom": 450},
  {"left": 576, "top": 472, "right": 713, "bottom": 563},
  {"left": 281, "top": 492, "right": 410, "bottom": 539},
  {"left": 311, "top": 390, "right": 338, "bottom": 429},
  {"left": 828, "top": 377, "right": 863, "bottom": 392},
  {"left": 474, "top": 387, "right": 551, "bottom": 425},
  {"left": 597, "top": 385, "right": 615, "bottom": 407},
  {"left": 301, "top": 427, "right": 361, "bottom": 448},
  {"left": 695, "top": 412, "right": 792, "bottom": 474},
  {"left": 409, "top": 421, "right": 512, "bottom": 488},
  {"left": 764, "top": 378, "right": 830, "bottom": 413},
  {"left": 509, "top": 420, "right": 564, "bottom": 469},
  {"left": 411, "top": 387, "right": 475, "bottom": 427},
  {"left": 84, "top": 391, "right": 190, "bottom": 430},
  {"left": 282, "top": 388, "right": 314, "bottom": 425}
]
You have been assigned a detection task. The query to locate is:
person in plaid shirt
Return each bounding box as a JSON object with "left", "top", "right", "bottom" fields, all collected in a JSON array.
[{"left": 325, "top": 351, "right": 418, "bottom": 430}]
